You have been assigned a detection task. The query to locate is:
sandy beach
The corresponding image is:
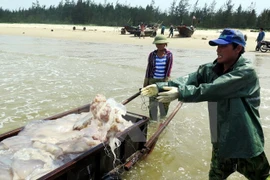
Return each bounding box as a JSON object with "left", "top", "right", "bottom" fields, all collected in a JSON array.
[{"left": 0, "top": 23, "right": 263, "bottom": 52}]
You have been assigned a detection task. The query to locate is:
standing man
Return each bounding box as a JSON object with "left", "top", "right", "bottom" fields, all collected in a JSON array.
[
  {"left": 168, "top": 25, "right": 174, "bottom": 38},
  {"left": 161, "top": 25, "right": 165, "bottom": 35},
  {"left": 256, "top": 27, "right": 265, "bottom": 51},
  {"left": 141, "top": 28, "right": 270, "bottom": 179}
]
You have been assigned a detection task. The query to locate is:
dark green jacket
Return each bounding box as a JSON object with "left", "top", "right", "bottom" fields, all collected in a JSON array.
[{"left": 156, "top": 56, "right": 265, "bottom": 158}]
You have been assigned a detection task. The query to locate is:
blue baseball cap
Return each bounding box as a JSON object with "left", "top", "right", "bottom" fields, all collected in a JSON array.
[{"left": 209, "top": 28, "right": 246, "bottom": 47}]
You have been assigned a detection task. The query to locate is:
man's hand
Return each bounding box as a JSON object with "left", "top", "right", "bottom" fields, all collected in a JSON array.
[
  {"left": 141, "top": 84, "right": 158, "bottom": 97},
  {"left": 157, "top": 86, "right": 179, "bottom": 103}
]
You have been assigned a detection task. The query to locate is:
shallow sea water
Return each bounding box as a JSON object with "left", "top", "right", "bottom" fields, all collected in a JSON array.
[{"left": 0, "top": 34, "right": 270, "bottom": 179}]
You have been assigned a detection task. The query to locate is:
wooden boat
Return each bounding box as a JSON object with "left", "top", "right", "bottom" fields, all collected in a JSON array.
[
  {"left": 177, "top": 25, "right": 195, "bottom": 37},
  {"left": 122, "top": 24, "right": 158, "bottom": 37},
  {"left": 133, "top": 27, "right": 157, "bottom": 37},
  {"left": 133, "top": 23, "right": 160, "bottom": 37},
  {"left": 122, "top": 25, "right": 139, "bottom": 34},
  {"left": 0, "top": 95, "right": 149, "bottom": 180}
]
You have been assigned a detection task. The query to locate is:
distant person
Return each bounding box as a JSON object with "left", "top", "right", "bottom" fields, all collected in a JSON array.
[
  {"left": 256, "top": 27, "right": 265, "bottom": 51},
  {"left": 168, "top": 25, "right": 174, "bottom": 38},
  {"left": 161, "top": 25, "right": 165, "bottom": 35},
  {"left": 139, "top": 22, "right": 145, "bottom": 39},
  {"left": 152, "top": 25, "right": 158, "bottom": 37},
  {"left": 143, "top": 35, "right": 173, "bottom": 120}
]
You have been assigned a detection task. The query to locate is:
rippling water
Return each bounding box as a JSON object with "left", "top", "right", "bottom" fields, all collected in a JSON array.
[{"left": 0, "top": 35, "right": 270, "bottom": 179}]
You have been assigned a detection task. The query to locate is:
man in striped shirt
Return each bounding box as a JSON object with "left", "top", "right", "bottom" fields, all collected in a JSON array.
[{"left": 143, "top": 35, "right": 173, "bottom": 120}]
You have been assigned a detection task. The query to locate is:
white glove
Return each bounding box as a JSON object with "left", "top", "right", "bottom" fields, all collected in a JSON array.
[
  {"left": 141, "top": 84, "right": 158, "bottom": 97},
  {"left": 157, "top": 86, "right": 179, "bottom": 103}
]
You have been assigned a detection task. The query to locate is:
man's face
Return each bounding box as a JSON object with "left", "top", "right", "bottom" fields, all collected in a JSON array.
[{"left": 216, "top": 44, "right": 241, "bottom": 64}]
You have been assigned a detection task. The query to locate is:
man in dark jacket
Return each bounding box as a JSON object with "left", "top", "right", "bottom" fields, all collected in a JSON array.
[
  {"left": 256, "top": 27, "right": 265, "bottom": 51},
  {"left": 141, "top": 28, "right": 270, "bottom": 179}
]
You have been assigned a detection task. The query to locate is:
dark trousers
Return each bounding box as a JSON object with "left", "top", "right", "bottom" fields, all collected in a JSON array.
[
  {"left": 148, "top": 78, "right": 170, "bottom": 120},
  {"left": 209, "top": 144, "right": 270, "bottom": 180},
  {"left": 149, "top": 96, "right": 169, "bottom": 120},
  {"left": 256, "top": 41, "right": 262, "bottom": 51}
]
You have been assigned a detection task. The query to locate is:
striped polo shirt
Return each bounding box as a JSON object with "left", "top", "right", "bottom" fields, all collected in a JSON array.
[{"left": 153, "top": 55, "right": 167, "bottom": 79}]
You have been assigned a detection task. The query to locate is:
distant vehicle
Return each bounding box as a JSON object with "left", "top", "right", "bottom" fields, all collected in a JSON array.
[{"left": 260, "top": 41, "right": 270, "bottom": 52}]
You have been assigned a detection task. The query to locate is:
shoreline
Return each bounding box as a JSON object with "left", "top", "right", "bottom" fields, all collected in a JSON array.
[{"left": 0, "top": 23, "right": 264, "bottom": 52}]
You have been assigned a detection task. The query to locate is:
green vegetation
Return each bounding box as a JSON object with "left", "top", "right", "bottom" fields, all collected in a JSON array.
[{"left": 0, "top": 0, "right": 269, "bottom": 29}]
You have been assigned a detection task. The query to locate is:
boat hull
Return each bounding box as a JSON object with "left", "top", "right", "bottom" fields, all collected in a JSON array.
[
  {"left": 122, "top": 25, "right": 156, "bottom": 37},
  {"left": 133, "top": 29, "right": 156, "bottom": 37},
  {"left": 177, "top": 26, "right": 195, "bottom": 37},
  {"left": 123, "top": 25, "right": 139, "bottom": 34}
]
